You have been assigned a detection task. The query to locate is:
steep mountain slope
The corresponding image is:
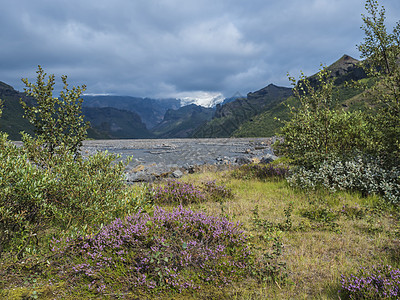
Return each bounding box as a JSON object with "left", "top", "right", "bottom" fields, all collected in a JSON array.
[
  {"left": 82, "top": 96, "right": 180, "bottom": 129},
  {"left": 326, "top": 54, "right": 367, "bottom": 84},
  {"left": 82, "top": 107, "right": 154, "bottom": 139},
  {"left": 151, "top": 104, "right": 214, "bottom": 138},
  {"left": 233, "top": 55, "right": 369, "bottom": 137},
  {"left": 192, "top": 84, "right": 292, "bottom": 138}
]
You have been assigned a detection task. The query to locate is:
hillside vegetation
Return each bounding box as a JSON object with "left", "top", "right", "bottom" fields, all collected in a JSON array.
[
  {"left": 192, "top": 84, "right": 292, "bottom": 138},
  {"left": 202, "top": 55, "right": 371, "bottom": 138}
]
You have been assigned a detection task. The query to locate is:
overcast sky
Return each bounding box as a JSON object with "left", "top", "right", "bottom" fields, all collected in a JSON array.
[{"left": 1, "top": 0, "right": 399, "bottom": 104}]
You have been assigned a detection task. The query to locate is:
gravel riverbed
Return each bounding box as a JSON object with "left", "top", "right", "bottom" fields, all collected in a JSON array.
[{"left": 82, "top": 137, "right": 278, "bottom": 182}]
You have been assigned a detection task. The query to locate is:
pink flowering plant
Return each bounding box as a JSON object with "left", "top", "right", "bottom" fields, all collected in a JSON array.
[
  {"left": 151, "top": 179, "right": 233, "bottom": 205},
  {"left": 151, "top": 180, "right": 206, "bottom": 205},
  {"left": 340, "top": 265, "right": 400, "bottom": 299},
  {"left": 50, "top": 206, "right": 258, "bottom": 295}
]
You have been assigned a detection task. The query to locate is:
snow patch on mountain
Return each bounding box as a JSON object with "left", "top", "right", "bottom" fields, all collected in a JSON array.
[{"left": 175, "top": 91, "right": 225, "bottom": 108}]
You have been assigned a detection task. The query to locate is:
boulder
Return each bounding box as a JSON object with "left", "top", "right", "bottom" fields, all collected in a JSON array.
[
  {"left": 172, "top": 170, "right": 184, "bottom": 178},
  {"left": 259, "top": 154, "right": 278, "bottom": 165},
  {"left": 235, "top": 156, "right": 252, "bottom": 165}
]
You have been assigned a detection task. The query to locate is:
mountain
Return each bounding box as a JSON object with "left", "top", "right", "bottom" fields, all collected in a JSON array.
[
  {"left": 0, "top": 81, "right": 155, "bottom": 140},
  {"left": 232, "top": 54, "right": 370, "bottom": 138},
  {"left": 326, "top": 54, "right": 367, "bottom": 84},
  {"left": 193, "top": 54, "right": 370, "bottom": 139},
  {"left": 151, "top": 104, "right": 214, "bottom": 138},
  {"left": 82, "top": 95, "right": 180, "bottom": 129},
  {"left": 0, "top": 54, "right": 372, "bottom": 140},
  {"left": 222, "top": 92, "right": 245, "bottom": 105},
  {"left": 192, "top": 84, "right": 292, "bottom": 138},
  {"left": 82, "top": 107, "right": 154, "bottom": 139},
  {"left": 0, "top": 81, "right": 34, "bottom": 140}
]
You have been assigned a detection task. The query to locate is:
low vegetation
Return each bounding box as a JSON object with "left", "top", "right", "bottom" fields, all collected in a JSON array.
[{"left": 0, "top": 0, "right": 399, "bottom": 299}]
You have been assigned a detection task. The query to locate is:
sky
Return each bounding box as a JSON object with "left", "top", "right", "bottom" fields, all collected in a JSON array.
[{"left": 1, "top": 0, "right": 399, "bottom": 106}]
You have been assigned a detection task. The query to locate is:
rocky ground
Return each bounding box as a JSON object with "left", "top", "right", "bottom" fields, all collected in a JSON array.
[{"left": 82, "top": 137, "right": 278, "bottom": 183}]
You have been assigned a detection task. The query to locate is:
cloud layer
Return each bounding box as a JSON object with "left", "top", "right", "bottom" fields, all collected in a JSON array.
[{"left": 1, "top": 0, "right": 399, "bottom": 101}]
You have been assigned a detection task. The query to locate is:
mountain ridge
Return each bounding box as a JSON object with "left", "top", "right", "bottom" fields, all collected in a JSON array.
[{"left": 0, "top": 54, "right": 371, "bottom": 140}]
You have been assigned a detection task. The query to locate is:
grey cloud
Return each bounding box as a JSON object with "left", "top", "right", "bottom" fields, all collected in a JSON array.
[{"left": 0, "top": 0, "right": 399, "bottom": 100}]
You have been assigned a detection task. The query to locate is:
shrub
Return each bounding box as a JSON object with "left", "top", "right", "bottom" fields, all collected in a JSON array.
[
  {"left": 151, "top": 180, "right": 206, "bottom": 205},
  {"left": 50, "top": 206, "right": 254, "bottom": 295},
  {"left": 151, "top": 180, "right": 234, "bottom": 205},
  {"left": 358, "top": 0, "right": 400, "bottom": 166},
  {"left": 45, "top": 150, "right": 132, "bottom": 227},
  {"left": 0, "top": 131, "right": 143, "bottom": 257},
  {"left": 286, "top": 155, "right": 400, "bottom": 203},
  {"left": 274, "top": 67, "right": 371, "bottom": 169},
  {"left": 20, "top": 66, "right": 89, "bottom": 157},
  {"left": 340, "top": 265, "right": 400, "bottom": 299},
  {"left": 0, "top": 133, "right": 55, "bottom": 255}
]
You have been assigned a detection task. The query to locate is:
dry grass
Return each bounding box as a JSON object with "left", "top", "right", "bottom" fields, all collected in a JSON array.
[{"left": 179, "top": 170, "right": 400, "bottom": 299}]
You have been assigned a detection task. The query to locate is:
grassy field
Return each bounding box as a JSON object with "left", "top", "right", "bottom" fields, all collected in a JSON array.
[{"left": 1, "top": 167, "right": 399, "bottom": 299}]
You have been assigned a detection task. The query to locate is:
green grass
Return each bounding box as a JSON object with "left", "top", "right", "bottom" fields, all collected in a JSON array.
[{"left": 1, "top": 169, "right": 399, "bottom": 299}]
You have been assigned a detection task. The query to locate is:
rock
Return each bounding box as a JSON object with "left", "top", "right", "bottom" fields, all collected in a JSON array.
[
  {"left": 125, "top": 172, "right": 156, "bottom": 183},
  {"left": 259, "top": 154, "right": 278, "bottom": 164},
  {"left": 182, "top": 163, "right": 197, "bottom": 174},
  {"left": 235, "top": 156, "right": 252, "bottom": 165},
  {"left": 172, "top": 170, "right": 183, "bottom": 178},
  {"left": 133, "top": 164, "right": 145, "bottom": 172}
]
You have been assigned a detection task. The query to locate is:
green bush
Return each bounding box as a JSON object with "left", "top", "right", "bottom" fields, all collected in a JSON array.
[
  {"left": 0, "top": 132, "right": 150, "bottom": 257},
  {"left": 20, "top": 66, "right": 89, "bottom": 157},
  {"left": 0, "top": 133, "right": 55, "bottom": 255},
  {"left": 357, "top": 0, "right": 400, "bottom": 166},
  {"left": 0, "top": 68, "right": 156, "bottom": 258},
  {"left": 274, "top": 67, "right": 371, "bottom": 168},
  {"left": 286, "top": 155, "right": 400, "bottom": 203},
  {"left": 276, "top": 0, "right": 399, "bottom": 203}
]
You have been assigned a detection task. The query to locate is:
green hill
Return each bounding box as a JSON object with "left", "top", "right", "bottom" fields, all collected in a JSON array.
[{"left": 0, "top": 81, "right": 34, "bottom": 140}]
